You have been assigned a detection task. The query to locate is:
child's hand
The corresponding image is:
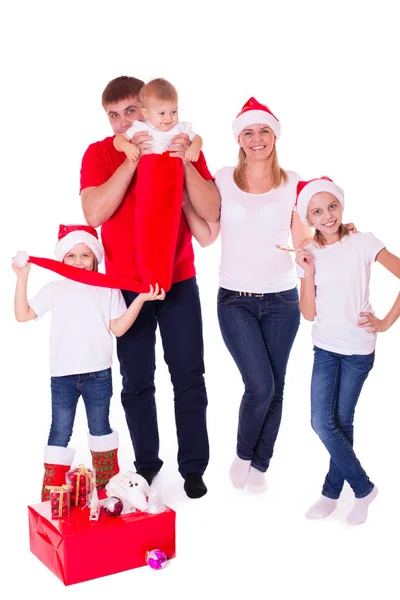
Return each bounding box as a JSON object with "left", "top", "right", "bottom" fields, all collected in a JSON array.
[
  {"left": 12, "top": 262, "right": 31, "bottom": 278},
  {"left": 12, "top": 251, "right": 30, "bottom": 277},
  {"left": 139, "top": 283, "right": 166, "bottom": 303},
  {"left": 185, "top": 146, "right": 200, "bottom": 162},
  {"left": 123, "top": 142, "right": 141, "bottom": 162},
  {"left": 358, "top": 312, "right": 389, "bottom": 333},
  {"left": 295, "top": 248, "right": 314, "bottom": 274}
]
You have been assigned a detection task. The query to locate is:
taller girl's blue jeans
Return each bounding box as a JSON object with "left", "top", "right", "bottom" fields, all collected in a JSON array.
[
  {"left": 311, "top": 346, "right": 375, "bottom": 499},
  {"left": 217, "top": 287, "right": 300, "bottom": 472}
]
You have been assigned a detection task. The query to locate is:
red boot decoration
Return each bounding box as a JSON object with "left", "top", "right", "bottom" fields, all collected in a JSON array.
[
  {"left": 89, "top": 430, "right": 119, "bottom": 489},
  {"left": 42, "top": 446, "right": 75, "bottom": 501}
]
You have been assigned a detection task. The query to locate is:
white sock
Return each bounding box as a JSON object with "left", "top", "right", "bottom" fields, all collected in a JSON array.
[
  {"left": 244, "top": 466, "right": 268, "bottom": 494},
  {"left": 229, "top": 456, "right": 251, "bottom": 488},
  {"left": 305, "top": 496, "right": 337, "bottom": 519},
  {"left": 346, "top": 486, "right": 378, "bottom": 526}
]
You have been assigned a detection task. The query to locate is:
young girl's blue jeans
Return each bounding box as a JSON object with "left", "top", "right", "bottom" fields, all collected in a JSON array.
[
  {"left": 217, "top": 287, "right": 300, "bottom": 472},
  {"left": 48, "top": 368, "right": 113, "bottom": 446},
  {"left": 311, "top": 346, "right": 375, "bottom": 499}
]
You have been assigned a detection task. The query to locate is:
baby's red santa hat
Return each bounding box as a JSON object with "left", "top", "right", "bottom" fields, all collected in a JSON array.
[
  {"left": 232, "top": 97, "right": 281, "bottom": 141},
  {"left": 296, "top": 177, "right": 345, "bottom": 224},
  {"left": 54, "top": 224, "right": 104, "bottom": 263}
]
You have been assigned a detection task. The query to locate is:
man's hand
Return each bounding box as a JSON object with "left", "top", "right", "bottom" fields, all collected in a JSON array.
[
  {"left": 167, "top": 133, "right": 191, "bottom": 162},
  {"left": 131, "top": 131, "right": 153, "bottom": 156}
]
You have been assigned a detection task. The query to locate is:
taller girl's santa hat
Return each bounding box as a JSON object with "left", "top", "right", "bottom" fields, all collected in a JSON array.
[
  {"left": 232, "top": 97, "right": 281, "bottom": 141},
  {"left": 54, "top": 224, "right": 104, "bottom": 263},
  {"left": 296, "top": 177, "right": 344, "bottom": 224}
]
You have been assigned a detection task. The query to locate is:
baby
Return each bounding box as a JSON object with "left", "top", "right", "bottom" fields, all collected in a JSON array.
[{"left": 113, "top": 77, "right": 202, "bottom": 161}]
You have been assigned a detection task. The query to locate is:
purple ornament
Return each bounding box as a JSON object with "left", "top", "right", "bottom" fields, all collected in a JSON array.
[
  {"left": 103, "top": 496, "right": 123, "bottom": 517},
  {"left": 146, "top": 549, "right": 167, "bottom": 570}
]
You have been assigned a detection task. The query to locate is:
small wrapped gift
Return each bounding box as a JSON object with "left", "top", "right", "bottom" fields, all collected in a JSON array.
[
  {"left": 65, "top": 464, "right": 95, "bottom": 507},
  {"left": 45, "top": 484, "right": 71, "bottom": 519}
]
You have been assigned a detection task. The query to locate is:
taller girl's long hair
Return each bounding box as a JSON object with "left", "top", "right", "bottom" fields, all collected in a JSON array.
[
  {"left": 313, "top": 224, "right": 350, "bottom": 248},
  {"left": 233, "top": 145, "right": 288, "bottom": 192}
]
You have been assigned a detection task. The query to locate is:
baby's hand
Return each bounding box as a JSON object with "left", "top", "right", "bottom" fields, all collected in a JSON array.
[
  {"left": 295, "top": 248, "right": 314, "bottom": 274},
  {"left": 123, "top": 142, "right": 141, "bottom": 162},
  {"left": 185, "top": 146, "right": 200, "bottom": 162},
  {"left": 139, "top": 283, "right": 166, "bottom": 303}
]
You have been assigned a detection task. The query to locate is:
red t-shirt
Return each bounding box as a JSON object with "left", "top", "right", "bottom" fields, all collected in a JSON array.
[{"left": 80, "top": 136, "right": 214, "bottom": 284}]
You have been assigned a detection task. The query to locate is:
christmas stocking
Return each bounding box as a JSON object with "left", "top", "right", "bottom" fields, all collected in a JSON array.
[
  {"left": 133, "top": 153, "right": 184, "bottom": 292},
  {"left": 88, "top": 430, "right": 119, "bottom": 489},
  {"left": 42, "top": 446, "right": 75, "bottom": 501}
]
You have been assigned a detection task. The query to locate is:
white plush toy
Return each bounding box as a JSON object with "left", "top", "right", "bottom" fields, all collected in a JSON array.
[
  {"left": 105, "top": 470, "right": 150, "bottom": 513},
  {"left": 12, "top": 250, "right": 29, "bottom": 268}
]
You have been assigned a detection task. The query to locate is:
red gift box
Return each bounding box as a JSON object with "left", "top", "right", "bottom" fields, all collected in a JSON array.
[{"left": 28, "top": 499, "right": 176, "bottom": 585}]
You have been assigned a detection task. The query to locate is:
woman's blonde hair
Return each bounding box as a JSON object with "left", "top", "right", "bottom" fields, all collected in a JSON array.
[
  {"left": 139, "top": 78, "right": 178, "bottom": 107},
  {"left": 233, "top": 145, "right": 288, "bottom": 192}
]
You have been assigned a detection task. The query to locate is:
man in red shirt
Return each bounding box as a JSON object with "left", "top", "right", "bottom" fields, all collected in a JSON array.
[{"left": 80, "top": 76, "right": 220, "bottom": 498}]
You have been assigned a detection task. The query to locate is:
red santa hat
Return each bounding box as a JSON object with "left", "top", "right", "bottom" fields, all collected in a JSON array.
[
  {"left": 54, "top": 224, "right": 104, "bottom": 263},
  {"left": 232, "top": 97, "right": 281, "bottom": 141},
  {"left": 296, "top": 177, "right": 345, "bottom": 224}
]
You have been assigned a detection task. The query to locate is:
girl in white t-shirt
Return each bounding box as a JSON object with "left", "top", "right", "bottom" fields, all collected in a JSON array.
[
  {"left": 295, "top": 177, "right": 400, "bottom": 525},
  {"left": 12, "top": 224, "right": 165, "bottom": 501}
]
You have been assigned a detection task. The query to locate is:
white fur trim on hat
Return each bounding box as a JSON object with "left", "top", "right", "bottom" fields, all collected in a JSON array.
[
  {"left": 88, "top": 429, "right": 119, "bottom": 452},
  {"left": 44, "top": 445, "right": 75, "bottom": 465},
  {"left": 296, "top": 180, "right": 344, "bottom": 224},
  {"left": 233, "top": 110, "right": 281, "bottom": 141},
  {"left": 54, "top": 230, "right": 104, "bottom": 263}
]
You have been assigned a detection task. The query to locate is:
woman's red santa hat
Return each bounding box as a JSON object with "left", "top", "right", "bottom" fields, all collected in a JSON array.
[
  {"left": 54, "top": 224, "right": 104, "bottom": 263},
  {"left": 232, "top": 97, "right": 281, "bottom": 141},
  {"left": 296, "top": 177, "right": 345, "bottom": 224}
]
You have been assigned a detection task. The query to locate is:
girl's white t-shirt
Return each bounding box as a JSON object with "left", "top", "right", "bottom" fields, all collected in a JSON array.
[
  {"left": 214, "top": 167, "right": 300, "bottom": 293},
  {"left": 29, "top": 279, "right": 127, "bottom": 376},
  {"left": 305, "top": 232, "right": 385, "bottom": 355},
  {"left": 126, "top": 120, "right": 195, "bottom": 154}
]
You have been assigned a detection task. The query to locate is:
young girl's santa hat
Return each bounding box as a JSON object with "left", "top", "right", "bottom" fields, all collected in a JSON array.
[
  {"left": 54, "top": 224, "right": 104, "bottom": 263},
  {"left": 296, "top": 177, "right": 345, "bottom": 224},
  {"left": 232, "top": 97, "right": 281, "bottom": 141}
]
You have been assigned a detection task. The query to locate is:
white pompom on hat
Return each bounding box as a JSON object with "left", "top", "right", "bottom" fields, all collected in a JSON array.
[
  {"left": 232, "top": 97, "right": 281, "bottom": 141},
  {"left": 54, "top": 224, "right": 104, "bottom": 263},
  {"left": 295, "top": 177, "right": 345, "bottom": 224}
]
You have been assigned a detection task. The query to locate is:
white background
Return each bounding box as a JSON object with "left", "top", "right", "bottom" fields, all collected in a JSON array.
[{"left": 1, "top": 1, "right": 399, "bottom": 598}]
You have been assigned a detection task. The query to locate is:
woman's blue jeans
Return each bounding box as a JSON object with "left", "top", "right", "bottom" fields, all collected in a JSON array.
[
  {"left": 217, "top": 287, "right": 300, "bottom": 472},
  {"left": 48, "top": 368, "right": 113, "bottom": 447},
  {"left": 311, "top": 346, "right": 375, "bottom": 499}
]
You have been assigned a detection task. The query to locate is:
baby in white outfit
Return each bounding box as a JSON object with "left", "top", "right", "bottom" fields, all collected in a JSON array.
[{"left": 113, "top": 78, "right": 202, "bottom": 161}]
